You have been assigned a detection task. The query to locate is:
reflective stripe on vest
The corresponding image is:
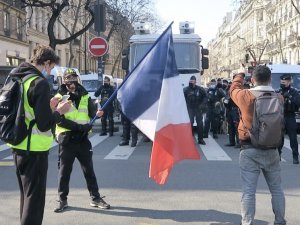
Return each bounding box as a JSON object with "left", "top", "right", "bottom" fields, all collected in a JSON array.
[
  {"left": 9, "top": 76, "right": 53, "bottom": 151},
  {"left": 55, "top": 93, "right": 90, "bottom": 135}
]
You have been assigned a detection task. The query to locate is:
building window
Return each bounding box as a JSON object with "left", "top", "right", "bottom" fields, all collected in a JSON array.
[
  {"left": 4, "top": 12, "right": 10, "bottom": 31},
  {"left": 17, "top": 17, "right": 22, "bottom": 35}
]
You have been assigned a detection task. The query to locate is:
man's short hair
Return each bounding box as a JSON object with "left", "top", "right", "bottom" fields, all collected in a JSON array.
[
  {"left": 30, "top": 45, "right": 60, "bottom": 65},
  {"left": 104, "top": 77, "right": 110, "bottom": 82},
  {"left": 252, "top": 66, "right": 271, "bottom": 84}
]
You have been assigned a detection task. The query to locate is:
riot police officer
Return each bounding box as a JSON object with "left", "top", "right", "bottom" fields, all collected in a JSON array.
[
  {"left": 204, "top": 78, "right": 226, "bottom": 139},
  {"left": 183, "top": 75, "right": 208, "bottom": 145},
  {"left": 277, "top": 74, "right": 300, "bottom": 164},
  {"left": 95, "top": 77, "right": 115, "bottom": 136}
]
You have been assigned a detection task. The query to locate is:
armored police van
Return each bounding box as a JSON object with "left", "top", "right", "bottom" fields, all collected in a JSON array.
[{"left": 122, "top": 21, "right": 209, "bottom": 88}]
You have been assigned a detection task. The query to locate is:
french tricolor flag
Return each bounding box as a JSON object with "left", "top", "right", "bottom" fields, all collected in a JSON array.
[{"left": 117, "top": 23, "right": 200, "bottom": 185}]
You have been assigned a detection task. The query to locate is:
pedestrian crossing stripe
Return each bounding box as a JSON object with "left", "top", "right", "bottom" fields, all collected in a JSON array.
[
  {"left": 0, "top": 161, "right": 14, "bottom": 166},
  {"left": 199, "top": 135, "right": 232, "bottom": 161},
  {"left": 0, "top": 134, "right": 298, "bottom": 164},
  {"left": 104, "top": 139, "right": 142, "bottom": 160}
]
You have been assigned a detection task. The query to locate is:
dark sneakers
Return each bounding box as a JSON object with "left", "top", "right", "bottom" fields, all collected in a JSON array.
[
  {"left": 131, "top": 142, "right": 137, "bottom": 147},
  {"left": 198, "top": 139, "right": 206, "bottom": 145},
  {"left": 225, "top": 143, "right": 235, "bottom": 147},
  {"left": 90, "top": 197, "right": 110, "bottom": 209},
  {"left": 293, "top": 156, "right": 299, "bottom": 164},
  {"left": 119, "top": 140, "right": 129, "bottom": 146},
  {"left": 99, "top": 132, "right": 107, "bottom": 136},
  {"left": 54, "top": 200, "right": 68, "bottom": 213}
]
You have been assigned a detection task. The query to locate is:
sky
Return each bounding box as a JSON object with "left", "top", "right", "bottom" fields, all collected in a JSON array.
[{"left": 155, "top": 0, "right": 235, "bottom": 47}]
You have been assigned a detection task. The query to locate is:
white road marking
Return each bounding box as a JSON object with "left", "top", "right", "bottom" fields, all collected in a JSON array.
[
  {"left": 1, "top": 134, "right": 107, "bottom": 161},
  {"left": 200, "top": 135, "right": 232, "bottom": 161},
  {"left": 104, "top": 140, "right": 141, "bottom": 160},
  {"left": 0, "top": 144, "right": 10, "bottom": 152},
  {"left": 90, "top": 134, "right": 109, "bottom": 148}
]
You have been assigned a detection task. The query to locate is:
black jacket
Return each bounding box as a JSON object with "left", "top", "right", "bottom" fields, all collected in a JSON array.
[
  {"left": 94, "top": 84, "right": 115, "bottom": 111},
  {"left": 9, "top": 62, "right": 61, "bottom": 132},
  {"left": 277, "top": 87, "right": 300, "bottom": 115},
  {"left": 183, "top": 85, "right": 208, "bottom": 110}
]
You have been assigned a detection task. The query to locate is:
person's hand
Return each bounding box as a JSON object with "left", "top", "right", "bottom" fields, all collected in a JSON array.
[
  {"left": 283, "top": 92, "right": 290, "bottom": 98},
  {"left": 96, "top": 110, "right": 104, "bottom": 117},
  {"left": 79, "top": 123, "right": 92, "bottom": 133},
  {"left": 50, "top": 97, "right": 60, "bottom": 111},
  {"left": 56, "top": 101, "right": 71, "bottom": 115}
]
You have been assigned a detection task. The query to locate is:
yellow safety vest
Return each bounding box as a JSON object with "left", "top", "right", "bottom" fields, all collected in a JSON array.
[
  {"left": 9, "top": 76, "right": 53, "bottom": 151},
  {"left": 55, "top": 93, "right": 90, "bottom": 135}
]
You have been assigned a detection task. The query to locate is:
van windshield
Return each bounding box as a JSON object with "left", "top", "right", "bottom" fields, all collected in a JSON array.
[
  {"left": 130, "top": 42, "right": 200, "bottom": 72},
  {"left": 271, "top": 73, "right": 300, "bottom": 90},
  {"left": 82, "top": 80, "right": 99, "bottom": 92}
]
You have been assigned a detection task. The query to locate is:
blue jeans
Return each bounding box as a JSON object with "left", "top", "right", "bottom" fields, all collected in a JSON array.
[{"left": 239, "top": 148, "right": 286, "bottom": 225}]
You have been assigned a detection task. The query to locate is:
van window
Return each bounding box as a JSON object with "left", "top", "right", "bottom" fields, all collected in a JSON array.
[
  {"left": 82, "top": 80, "right": 99, "bottom": 92},
  {"left": 271, "top": 73, "right": 300, "bottom": 90}
]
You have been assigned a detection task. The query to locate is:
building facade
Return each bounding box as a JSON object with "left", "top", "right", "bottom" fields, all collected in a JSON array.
[
  {"left": 0, "top": 0, "right": 126, "bottom": 77},
  {"left": 206, "top": 0, "right": 300, "bottom": 80},
  {"left": 0, "top": 0, "right": 28, "bottom": 67}
]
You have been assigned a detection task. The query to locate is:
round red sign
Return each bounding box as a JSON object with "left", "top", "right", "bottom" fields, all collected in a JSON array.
[{"left": 88, "top": 37, "right": 109, "bottom": 57}]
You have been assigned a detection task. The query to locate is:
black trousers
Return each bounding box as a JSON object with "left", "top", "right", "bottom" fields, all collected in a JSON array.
[
  {"left": 101, "top": 109, "right": 114, "bottom": 134},
  {"left": 227, "top": 107, "right": 239, "bottom": 145},
  {"left": 58, "top": 139, "right": 100, "bottom": 201},
  {"left": 13, "top": 151, "right": 48, "bottom": 225},
  {"left": 278, "top": 116, "right": 299, "bottom": 156},
  {"left": 187, "top": 108, "right": 204, "bottom": 140},
  {"left": 204, "top": 108, "right": 219, "bottom": 136}
]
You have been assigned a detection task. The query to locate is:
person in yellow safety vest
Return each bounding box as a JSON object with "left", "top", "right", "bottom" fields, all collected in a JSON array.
[
  {"left": 9, "top": 45, "right": 71, "bottom": 225},
  {"left": 53, "top": 68, "right": 110, "bottom": 213}
]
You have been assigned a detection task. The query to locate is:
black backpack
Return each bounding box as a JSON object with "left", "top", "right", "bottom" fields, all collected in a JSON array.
[{"left": 0, "top": 74, "right": 37, "bottom": 147}]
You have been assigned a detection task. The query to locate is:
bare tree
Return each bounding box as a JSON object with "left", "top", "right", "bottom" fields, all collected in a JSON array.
[
  {"left": 104, "top": 0, "right": 161, "bottom": 75},
  {"left": 20, "top": 0, "right": 95, "bottom": 50}
]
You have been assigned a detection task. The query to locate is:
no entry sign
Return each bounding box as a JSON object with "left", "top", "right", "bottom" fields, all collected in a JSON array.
[{"left": 88, "top": 37, "right": 109, "bottom": 57}]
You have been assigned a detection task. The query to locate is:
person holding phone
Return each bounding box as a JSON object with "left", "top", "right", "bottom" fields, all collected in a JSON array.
[{"left": 53, "top": 68, "right": 110, "bottom": 213}]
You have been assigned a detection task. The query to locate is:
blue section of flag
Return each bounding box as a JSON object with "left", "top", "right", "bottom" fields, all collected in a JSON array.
[{"left": 117, "top": 24, "right": 178, "bottom": 122}]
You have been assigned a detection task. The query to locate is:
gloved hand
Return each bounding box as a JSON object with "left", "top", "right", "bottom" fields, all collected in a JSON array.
[
  {"left": 283, "top": 92, "right": 290, "bottom": 98},
  {"left": 78, "top": 123, "right": 92, "bottom": 133}
]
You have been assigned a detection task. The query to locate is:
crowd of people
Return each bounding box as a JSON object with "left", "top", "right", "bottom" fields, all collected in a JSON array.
[
  {"left": 184, "top": 73, "right": 300, "bottom": 165},
  {"left": 6, "top": 45, "right": 299, "bottom": 225}
]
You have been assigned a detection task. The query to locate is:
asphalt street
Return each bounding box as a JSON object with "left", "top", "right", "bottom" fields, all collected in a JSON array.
[{"left": 0, "top": 125, "right": 299, "bottom": 225}]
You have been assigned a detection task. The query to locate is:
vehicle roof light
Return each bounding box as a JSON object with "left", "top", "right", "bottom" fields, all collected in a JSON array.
[
  {"left": 134, "top": 22, "right": 150, "bottom": 35},
  {"left": 179, "top": 21, "right": 195, "bottom": 34}
]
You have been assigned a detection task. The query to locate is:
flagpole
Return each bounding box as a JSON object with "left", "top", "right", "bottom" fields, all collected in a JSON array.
[{"left": 90, "top": 22, "right": 174, "bottom": 125}]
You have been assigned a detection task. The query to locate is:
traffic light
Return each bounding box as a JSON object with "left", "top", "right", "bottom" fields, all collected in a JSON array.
[
  {"left": 94, "top": 1, "right": 106, "bottom": 33},
  {"left": 201, "top": 48, "right": 209, "bottom": 70}
]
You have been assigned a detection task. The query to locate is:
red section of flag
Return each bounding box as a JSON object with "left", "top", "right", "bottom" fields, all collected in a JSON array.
[{"left": 149, "top": 123, "right": 200, "bottom": 185}]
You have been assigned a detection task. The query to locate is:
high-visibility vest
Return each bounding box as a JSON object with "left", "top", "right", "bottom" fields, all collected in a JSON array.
[
  {"left": 9, "top": 76, "right": 53, "bottom": 151},
  {"left": 55, "top": 93, "right": 90, "bottom": 135}
]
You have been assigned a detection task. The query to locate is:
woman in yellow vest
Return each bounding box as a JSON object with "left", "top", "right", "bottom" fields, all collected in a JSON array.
[
  {"left": 10, "top": 46, "right": 71, "bottom": 225},
  {"left": 53, "top": 68, "right": 110, "bottom": 213}
]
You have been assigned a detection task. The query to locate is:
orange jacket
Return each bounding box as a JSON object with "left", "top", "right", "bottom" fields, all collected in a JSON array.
[
  {"left": 230, "top": 75, "right": 283, "bottom": 141},
  {"left": 229, "top": 75, "right": 255, "bottom": 141}
]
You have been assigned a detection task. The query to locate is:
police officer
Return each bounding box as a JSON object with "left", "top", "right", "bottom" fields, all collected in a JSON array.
[
  {"left": 204, "top": 78, "right": 226, "bottom": 139},
  {"left": 95, "top": 77, "right": 115, "bottom": 136},
  {"left": 119, "top": 112, "right": 139, "bottom": 147},
  {"left": 184, "top": 75, "right": 208, "bottom": 145},
  {"left": 223, "top": 79, "right": 240, "bottom": 147},
  {"left": 277, "top": 74, "right": 300, "bottom": 164},
  {"left": 54, "top": 68, "right": 110, "bottom": 212}
]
